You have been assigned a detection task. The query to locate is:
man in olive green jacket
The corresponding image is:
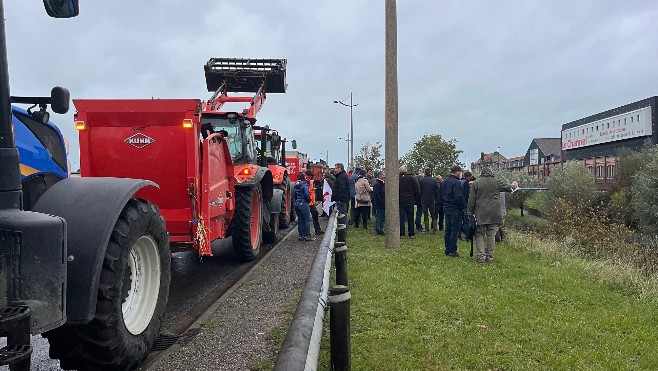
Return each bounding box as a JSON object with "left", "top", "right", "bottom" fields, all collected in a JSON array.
[{"left": 467, "top": 168, "right": 517, "bottom": 263}]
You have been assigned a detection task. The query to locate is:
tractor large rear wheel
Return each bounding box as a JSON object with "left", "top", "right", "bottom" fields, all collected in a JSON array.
[
  {"left": 278, "top": 178, "right": 292, "bottom": 228},
  {"left": 44, "top": 198, "right": 171, "bottom": 371},
  {"left": 232, "top": 185, "right": 263, "bottom": 261}
]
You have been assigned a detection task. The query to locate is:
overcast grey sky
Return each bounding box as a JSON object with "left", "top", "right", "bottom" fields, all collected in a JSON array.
[{"left": 6, "top": 1, "right": 658, "bottom": 170}]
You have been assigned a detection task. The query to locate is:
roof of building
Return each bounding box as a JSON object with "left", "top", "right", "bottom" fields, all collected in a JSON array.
[
  {"left": 533, "top": 138, "right": 561, "bottom": 157},
  {"left": 473, "top": 152, "right": 507, "bottom": 165},
  {"left": 504, "top": 155, "right": 524, "bottom": 161}
]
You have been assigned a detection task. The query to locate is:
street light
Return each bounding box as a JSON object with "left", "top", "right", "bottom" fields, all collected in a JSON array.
[
  {"left": 334, "top": 92, "right": 358, "bottom": 168},
  {"left": 339, "top": 135, "right": 350, "bottom": 167}
]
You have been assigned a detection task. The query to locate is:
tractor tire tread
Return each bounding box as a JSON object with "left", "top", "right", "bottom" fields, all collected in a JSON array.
[{"left": 43, "top": 198, "right": 171, "bottom": 371}]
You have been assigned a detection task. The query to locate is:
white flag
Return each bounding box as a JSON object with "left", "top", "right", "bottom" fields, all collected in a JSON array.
[{"left": 322, "top": 179, "right": 335, "bottom": 215}]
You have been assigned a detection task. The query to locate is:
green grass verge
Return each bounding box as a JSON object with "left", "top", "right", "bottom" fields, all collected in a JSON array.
[{"left": 318, "top": 226, "right": 658, "bottom": 370}]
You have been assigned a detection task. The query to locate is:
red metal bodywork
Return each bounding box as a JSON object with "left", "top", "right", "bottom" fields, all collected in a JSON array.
[
  {"left": 286, "top": 158, "right": 301, "bottom": 181},
  {"left": 75, "top": 99, "right": 235, "bottom": 256}
]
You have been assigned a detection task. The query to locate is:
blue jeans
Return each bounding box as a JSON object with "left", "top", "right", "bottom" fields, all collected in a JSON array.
[
  {"left": 375, "top": 208, "right": 385, "bottom": 233},
  {"left": 415, "top": 204, "right": 422, "bottom": 229},
  {"left": 399, "top": 203, "right": 415, "bottom": 236},
  {"left": 444, "top": 208, "right": 462, "bottom": 254},
  {"left": 295, "top": 201, "right": 311, "bottom": 238}
]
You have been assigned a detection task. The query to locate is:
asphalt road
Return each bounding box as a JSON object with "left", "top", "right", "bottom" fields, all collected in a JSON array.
[{"left": 1, "top": 230, "right": 287, "bottom": 371}]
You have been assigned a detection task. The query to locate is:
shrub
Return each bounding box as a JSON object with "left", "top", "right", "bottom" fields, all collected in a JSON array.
[
  {"left": 630, "top": 151, "right": 658, "bottom": 236},
  {"left": 546, "top": 198, "right": 630, "bottom": 258},
  {"left": 543, "top": 161, "right": 596, "bottom": 212}
]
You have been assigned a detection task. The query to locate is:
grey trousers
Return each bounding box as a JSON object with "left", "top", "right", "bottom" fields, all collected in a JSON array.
[{"left": 475, "top": 224, "right": 499, "bottom": 262}]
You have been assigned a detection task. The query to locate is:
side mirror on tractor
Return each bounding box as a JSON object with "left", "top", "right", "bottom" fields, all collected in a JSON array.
[
  {"left": 291, "top": 139, "right": 297, "bottom": 149},
  {"left": 51, "top": 86, "right": 70, "bottom": 114},
  {"left": 43, "top": 0, "right": 79, "bottom": 18}
]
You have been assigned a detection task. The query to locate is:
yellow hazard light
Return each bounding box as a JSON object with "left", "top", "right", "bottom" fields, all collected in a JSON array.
[
  {"left": 75, "top": 121, "right": 86, "bottom": 130},
  {"left": 242, "top": 168, "right": 251, "bottom": 175},
  {"left": 182, "top": 119, "right": 194, "bottom": 129}
]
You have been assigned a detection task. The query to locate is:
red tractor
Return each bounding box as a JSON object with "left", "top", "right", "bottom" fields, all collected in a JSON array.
[
  {"left": 254, "top": 127, "right": 297, "bottom": 228},
  {"left": 76, "top": 58, "right": 287, "bottom": 258}
]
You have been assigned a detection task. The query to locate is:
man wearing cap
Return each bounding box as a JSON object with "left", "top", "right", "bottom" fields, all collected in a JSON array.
[{"left": 440, "top": 165, "right": 464, "bottom": 257}]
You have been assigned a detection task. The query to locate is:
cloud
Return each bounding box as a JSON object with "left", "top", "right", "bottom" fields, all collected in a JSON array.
[{"left": 5, "top": 0, "right": 658, "bottom": 170}]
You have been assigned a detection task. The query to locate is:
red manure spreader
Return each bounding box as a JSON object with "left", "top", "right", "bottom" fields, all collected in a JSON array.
[{"left": 76, "top": 58, "right": 287, "bottom": 259}]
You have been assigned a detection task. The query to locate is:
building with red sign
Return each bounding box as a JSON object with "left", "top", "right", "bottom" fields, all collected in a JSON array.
[{"left": 561, "top": 96, "right": 657, "bottom": 190}]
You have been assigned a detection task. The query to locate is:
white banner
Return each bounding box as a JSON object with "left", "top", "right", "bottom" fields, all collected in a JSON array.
[
  {"left": 562, "top": 106, "right": 652, "bottom": 150},
  {"left": 322, "top": 179, "right": 335, "bottom": 215}
]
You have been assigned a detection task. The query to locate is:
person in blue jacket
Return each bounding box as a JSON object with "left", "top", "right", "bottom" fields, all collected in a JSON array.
[
  {"left": 294, "top": 171, "right": 315, "bottom": 241},
  {"left": 440, "top": 165, "right": 464, "bottom": 257}
]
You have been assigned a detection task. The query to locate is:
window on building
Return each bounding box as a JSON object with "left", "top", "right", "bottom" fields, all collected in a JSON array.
[
  {"left": 607, "top": 164, "right": 615, "bottom": 179},
  {"left": 587, "top": 166, "right": 594, "bottom": 176},
  {"left": 596, "top": 165, "right": 604, "bottom": 179},
  {"left": 530, "top": 148, "right": 539, "bottom": 165},
  {"left": 630, "top": 116, "right": 634, "bottom": 123}
]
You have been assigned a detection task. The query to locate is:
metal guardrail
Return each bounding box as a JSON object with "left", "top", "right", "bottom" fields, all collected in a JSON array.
[
  {"left": 274, "top": 210, "right": 353, "bottom": 371},
  {"left": 274, "top": 211, "right": 338, "bottom": 371}
]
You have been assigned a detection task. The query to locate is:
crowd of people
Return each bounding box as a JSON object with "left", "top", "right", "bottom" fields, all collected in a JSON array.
[{"left": 317, "top": 162, "right": 517, "bottom": 263}]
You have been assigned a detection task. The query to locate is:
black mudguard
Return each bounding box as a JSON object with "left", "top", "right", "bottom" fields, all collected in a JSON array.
[{"left": 33, "top": 177, "right": 157, "bottom": 324}]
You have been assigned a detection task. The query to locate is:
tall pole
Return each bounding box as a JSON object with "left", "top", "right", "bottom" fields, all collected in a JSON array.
[
  {"left": 334, "top": 95, "right": 357, "bottom": 168},
  {"left": 350, "top": 92, "right": 354, "bottom": 168},
  {"left": 385, "top": 0, "right": 400, "bottom": 247},
  {"left": 339, "top": 136, "right": 350, "bottom": 167}
]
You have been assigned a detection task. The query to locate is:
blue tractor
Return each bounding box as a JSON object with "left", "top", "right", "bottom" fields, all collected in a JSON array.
[
  {"left": 0, "top": 2, "right": 172, "bottom": 370},
  {"left": 12, "top": 103, "right": 69, "bottom": 211}
]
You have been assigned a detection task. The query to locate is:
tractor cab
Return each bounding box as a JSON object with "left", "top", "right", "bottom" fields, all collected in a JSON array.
[
  {"left": 254, "top": 128, "right": 283, "bottom": 166},
  {"left": 201, "top": 112, "right": 258, "bottom": 165}
]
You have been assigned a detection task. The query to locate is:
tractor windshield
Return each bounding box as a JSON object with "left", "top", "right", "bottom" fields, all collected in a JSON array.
[{"left": 201, "top": 115, "right": 256, "bottom": 164}]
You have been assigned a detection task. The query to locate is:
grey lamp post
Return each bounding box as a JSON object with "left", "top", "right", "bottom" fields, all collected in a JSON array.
[
  {"left": 334, "top": 93, "right": 358, "bottom": 168},
  {"left": 338, "top": 136, "right": 350, "bottom": 167}
]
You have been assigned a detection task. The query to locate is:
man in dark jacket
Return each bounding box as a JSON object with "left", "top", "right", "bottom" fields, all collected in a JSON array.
[
  {"left": 399, "top": 166, "right": 420, "bottom": 238},
  {"left": 418, "top": 168, "right": 438, "bottom": 234},
  {"left": 372, "top": 170, "right": 386, "bottom": 235},
  {"left": 467, "top": 167, "right": 517, "bottom": 262},
  {"left": 440, "top": 165, "right": 464, "bottom": 257},
  {"left": 331, "top": 163, "right": 350, "bottom": 217}
]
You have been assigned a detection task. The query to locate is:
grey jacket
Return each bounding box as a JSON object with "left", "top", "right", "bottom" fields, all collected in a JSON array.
[{"left": 467, "top": 169, "right": 512, "bottom": 225}]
